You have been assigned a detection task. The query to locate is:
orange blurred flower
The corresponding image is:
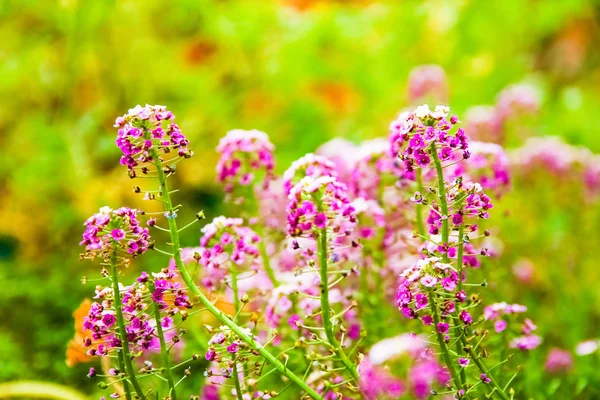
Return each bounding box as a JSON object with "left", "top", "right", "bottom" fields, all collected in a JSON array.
[{"left": 65, "top": 299, "right": 94, "bottom": 367}]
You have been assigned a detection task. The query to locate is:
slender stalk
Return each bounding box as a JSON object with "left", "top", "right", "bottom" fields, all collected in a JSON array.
[
  {"left": 454, "top": 218, "right": 467, "bottom": 387},
  {"left": 415, "top": 168, "right": 426, "bottom": 237},
  {"left": 116, "top": 351, "right": 132, "bottom": 400},
  {"left": 230, "top": 269, "right": 246, "bottom": 400},
  {"left": 317, "top": 227, "right": 359, "bottom": 381},
  {"left": 232, "top": 361, "right": 244, "bottom": 400},
  {"left": 464, "top": 346, "right": 511, "bottom": 400},
  {"left": 149, "top": 152, "right": 323, "bottom": 400},
  {"left": 427, "top": 289, "right": 461, "bottom": 390},
  {"left": 430, "top": 144, "right": 468, "bottom": 390},
  {"left": 231, "top": 268, "right": 240, "bottom": 321},
  {"left": 250, "top": 200, "right": 278, "bottom": 287},
  {"left": 257, "top": 231, "right": 278, "bottom": 287},
  {"left": 456, "top": 223, "right": 465, "bottom": 293},
  {"left": 430, "top": 144, "right": 450, "bottom": 263},
  {"left": 110, "top": 251, "right": 146, "bottom": 399},
  {"left": 151, "top": 299, "right": 177, "bottom": 400}
]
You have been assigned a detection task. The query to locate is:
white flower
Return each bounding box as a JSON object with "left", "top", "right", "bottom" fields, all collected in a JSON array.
[
  {"left": 415, "top": 104, "right": 431, "bottom": 119},
  {"left": 576, "top": 340, "right": 599, "bottom": 356},
  {"left": 433, "top": 105, "right": 450, "bottom": 118}
]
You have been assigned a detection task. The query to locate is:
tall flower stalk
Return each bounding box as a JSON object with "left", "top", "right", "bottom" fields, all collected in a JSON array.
[
  {"left": 317, "top": 226, "right": 359, "bottom": 380},
  {"left": 113, "top": 105, "right": 323, "bottom": 399},
  {"left": 392, "top": 104, "right": 514, "bottom": 399},
  {"left": 74, "top": 101, "right": 542, "bottom": 399},
  {"left": 110, "top": 250, "right": 146, "bottom": 400}
]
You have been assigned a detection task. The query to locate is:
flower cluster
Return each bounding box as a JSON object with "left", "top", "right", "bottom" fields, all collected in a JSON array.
[
  {"left": 286, "top": 176, "right": 356, "bottom": 238},
  {"left": 389, "top": 105, "right": 469, "bottom": 172},
  {"left": 510, "top": 136, "right": 600, "bottom": 200},
  {"left": 407, "top": 65, "right": 448, "bottom": 104},
  {"left": 464, "top": 105, "right": 502, "bottom": 143},
  {"left": 358, "top": 357, "right": 405, "bottom": 399},
  {"left": 114, "top": 104, "right": 192, "bottom": 175},
  {"left": 80, "top": 206, "right": 150, "bottom": 261},
  {"left": 350, "top": 138, "right": 405, "bottom": 200},
  {"left": 216, "top": 129, "right": 275, "bottom": 194},
  {"left": 282, "top": 153, "right": 338, "bottom": 194},
  {"left": 425, "top": 181, "right": 493, "bottom": 239},
  {"left": 495, "top": 83, "right": 540, "bottom": 122},
  {"left": 448, "top": 141, "right": 511, "bottom": 196},
  {"left": 483, "top": 302, "right": 541, "bottom": 351},
  {"left": 83, "top": 270, "right": 191, "bottom": 357},
  {"left": 396, "top": 257, "right": 469, "bottom": 327},
  {"left": 199, "top": 217, "right": 261, "bottom": 271},
  {"left": 203, "top": 325, "right": 263, "bottom": 396}
]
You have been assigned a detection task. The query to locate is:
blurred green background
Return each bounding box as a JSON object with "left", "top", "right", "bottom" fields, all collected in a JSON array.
[{"left": 1, "top": 0, "right": 600, "bottom": 398}]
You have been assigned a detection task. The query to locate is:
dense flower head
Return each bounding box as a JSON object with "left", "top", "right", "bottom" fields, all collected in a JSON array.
[
  {"left": 407, "top": 65, "right": 448, "bottom": 104},
  {"left": 199, "top": 217, "right": 261, "bottom": 270},
  {"left": 216, "top": 129, "right": 275, "bottom": 194},
  {"left": 495, "top": 84, "right": 540, "bottom": 121},
  {"left": 425, "top": 181, "right": 493, "bottom": 236},
  {"left": 83, "top": 270, "right": 191, "bottom": 357},
  {"left": 80, "top": 206, "right": 150, "bottom": 261},
  {"left": 464, "top": 105, "right": 502, "bottom": 143},
  {"left": 204, "top": 325, "right": 260, "bottom": 377},
  {"left": 316, "top": 138, "right": 359, "bottom": 184},
  {"left": 544, "top": 348, "right": 574, "bottom": 374},
  {"left": 351, "top": 138, "right": 405, "bottom": 200},
  {"left": 350, "top": 197, "right": 385, "bottom": 241},
  {"left": 409, "top": 358, "right": 451, "bottom": 399},
  {"left": 282, "top": 153, "right": 338, "bottom": 194},
  {"left": 448, "top": 141, "right": 511, "bottom": 196},
  {"left": 510, "top": 136, "right": 590, "bottom": 175},
  {"left": 255, "top": 178, "right": 288, "bottom": 231},
  {"left": 397, "top": 257, "right": 463, "bottom": 323},
  {"left": 114, "top": 105, "right": 192, "bottom": 175},
  {"left": 358, "top": 357, "right": 405, "bottom": 399},
  {"left": 286, "top": 176, "right": 356, "bottom": 237},
  {"left": 389, "top": 105, "right": 469, "bottom": 173}
]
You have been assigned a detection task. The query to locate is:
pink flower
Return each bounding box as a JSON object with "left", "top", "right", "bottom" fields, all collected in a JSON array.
[
  {"left": 544, "top": 348, "right": 573, "bottom": 374},
  {"left": 436, "top": 323, "right": 449, "bottom": 334},
  {"left": 216, "top": 129, "right": 275, "bottom": 197},
  {"left": 510, "top": 335, "right": 542, "bottom": 351},
  {"left": 407, "top": 65, "right": 448, "bottom": 104},
  {"left": 420, "top": 275, "right": 438, "bottom": 288},
  {"left": 494, "top": 320, "right": 507, "bottom": 333},
  {"left": 80, "top": 207, "right": 150, "bottom": 261},
  {"left": 114, "top": 105, "right": 191, "bottom": 175}
]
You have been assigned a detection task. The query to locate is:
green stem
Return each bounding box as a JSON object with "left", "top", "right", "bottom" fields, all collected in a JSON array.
[
  {"left": 116, "top": 350, "right": 132, "bottom": 400},
  {"left": 454, "top": 221, "right": 467, "bottom": 387},
  {"left": 149, "top": 152, "right": 323, "bottom": 400},
  {"left": 415, "top": 168, "right": 426, "bottom": 237},
  {"left": 257, "top": 229, "right": 278, "bottom": 287},
  {"left": 427, "top": 289, "right": 461, "bottom": 390},
  {"left": 248, "top": 188, "right": 278, "bottom": 287},
  {"left": 231, "top": 268, "right": 240, "bottom": 321},
  {"left": 464, "top": 345, "right": 511, "bottom": 400},
  {"left": 456, "top": 223, "right": 465, "bottom": 293},
  {"left": 431, "top": 145, "right": 466, "bottom": 390},
  {"left": 232, "top": 358, "right": 244, "bottom": 400},
  {"left": 151, "top": 298, "right": 177, "bottom": 400},
  {"left": 230, "top": 269, "right": 246, "bottom": 399},
  {"left": 110, "top": 252, "right": 146, "bottom": 400},
  {"left": 430, "top": 143, "right": 450, "bottom": 263},
  {"left": 317, "top": 227, "right": 359, "bottom": 381}
]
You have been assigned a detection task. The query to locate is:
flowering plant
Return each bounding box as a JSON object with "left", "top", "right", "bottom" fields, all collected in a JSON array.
[{"left": 73, "top": 101, "right": 544, "bottom": 400}]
